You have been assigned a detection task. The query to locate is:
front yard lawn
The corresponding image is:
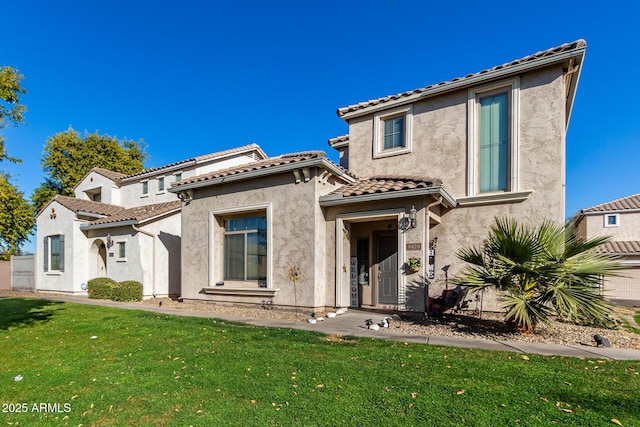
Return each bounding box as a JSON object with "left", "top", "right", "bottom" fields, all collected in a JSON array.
[{"left": 1, "top": 298, "right": 639, "bottom": 426}]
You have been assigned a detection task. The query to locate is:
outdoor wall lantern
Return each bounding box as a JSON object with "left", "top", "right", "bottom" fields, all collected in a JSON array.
[
  {"left": 409, "top": 205, "right": 417, "bottom": 229},
  {"left": 106, "top": 234, "right": 113, "bottom": 249}
]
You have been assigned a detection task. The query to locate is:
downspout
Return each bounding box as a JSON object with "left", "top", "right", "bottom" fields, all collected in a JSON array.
[
  {"left": 132, "top": 225, "right": 156, "bottom": 298},
  {"left": 423, "top": 197, "right": 442, "bottom": 312}
]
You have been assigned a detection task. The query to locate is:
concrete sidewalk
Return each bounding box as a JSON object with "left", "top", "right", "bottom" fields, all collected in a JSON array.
[{"left": 5, "top": 293, "right": 640, "bottom": 360}]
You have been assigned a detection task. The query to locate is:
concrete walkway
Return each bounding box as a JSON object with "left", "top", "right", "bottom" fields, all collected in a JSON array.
[{"left": 5, "top": 293, "right": 640, "bottom": 360}]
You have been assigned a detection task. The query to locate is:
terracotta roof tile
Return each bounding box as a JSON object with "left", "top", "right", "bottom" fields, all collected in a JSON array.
[
  {"left": 122, "top": 143, "right": 266, "bottom": 180},
  {"left": 337, "top": 40, "right": 586, "bottom": 118},
  {"left": 581, "top": 193, "right": 640, "bottom": 213},
  {"left": 328, "top": 134, "right": 349, "bottom": 147},
  {"left": 87, "top": 200, "right": 182, "bottom": 226},
  {"left": 172, "top": 150, "right": 354, "bottom": 188},
  {"left": 92, "top": 168, "right": 128, "bottom": 183},
  {"left": 53, "top": 195, "right": 126, "bottom": 216},
  {"left": 329, "top": 176, "right": 442, "bottom": 197},
  {"left": 596, "top": 241, "right": 640, "bottom": 254}
]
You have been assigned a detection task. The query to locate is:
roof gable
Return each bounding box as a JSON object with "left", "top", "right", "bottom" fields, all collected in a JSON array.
[
  {"left": 83, "top": 200, "right": 182, "bottom": 228},
  {"left": 170, "top": 151, "right": 354, "bottom": 191}
]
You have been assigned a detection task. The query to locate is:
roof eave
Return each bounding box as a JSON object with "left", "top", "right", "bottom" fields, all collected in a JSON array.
[
  {"left": 169, "top": 157, "right": 355, "bottom": 193},
  {"left": 339, "top": 46, "right": 586, "bottom": 121},
  {"left": 80, "top": 219, "right": 138, "bottom": 231},
  {"left": 319, "top": 186, "right": 457, "bottom": 208}
]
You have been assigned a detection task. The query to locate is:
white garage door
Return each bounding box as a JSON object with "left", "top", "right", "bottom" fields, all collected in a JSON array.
[{"left": 604, "top": 266, "right": 640, "bottom": 304}]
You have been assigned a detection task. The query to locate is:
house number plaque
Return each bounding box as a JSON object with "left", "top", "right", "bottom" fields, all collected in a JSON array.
[{"left": 406, "top": 243, "right": 421, "bottom": 251}]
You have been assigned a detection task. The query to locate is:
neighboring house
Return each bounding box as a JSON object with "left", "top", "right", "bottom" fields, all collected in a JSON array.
[
  {"left": 576, "top": 193, "right": 640, "bottom": 305},
  {"left": 171, "top": 40, "right": 586, "bottom": 312},
  {"left": 35, "top": 144, "right": 267, "bottom": 298}
]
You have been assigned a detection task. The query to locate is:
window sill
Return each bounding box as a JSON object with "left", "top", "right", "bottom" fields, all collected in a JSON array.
[
  {"left": 116, "top": 258, "right": 127, "bottom": 262},
  {"left": 373, "top": 147, "right": 411, "bottom": 159},
  {"left": 46, "top": 271, "right": 62, "bottom": 276},
  {"left": 202, "top": 287, "right": 279, "bottom": 297},
  {"left": 141, "top": 194, "right": 149, "bottom": 198},
  {"left": 457, "top": 190, "right": 533, "bottom": 207}
]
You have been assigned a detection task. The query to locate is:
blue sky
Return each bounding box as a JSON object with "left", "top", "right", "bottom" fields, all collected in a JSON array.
[{"left": 2, "top": 1, "right": 639, "bottom": 252}]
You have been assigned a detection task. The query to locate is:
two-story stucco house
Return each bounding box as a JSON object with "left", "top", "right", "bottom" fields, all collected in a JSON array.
[
  {"left": 35, "top": 144, "right": 267, "bottom": 298},
  {"left": 171, "top": 40, "right": 586, "bottom": 313},
  {"left": 576, "top": 193, "right": 640, "bottom": 305}
]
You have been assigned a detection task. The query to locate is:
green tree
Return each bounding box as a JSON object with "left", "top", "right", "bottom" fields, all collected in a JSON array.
[
  {"left": 0, "top": 66, "right": 32, "bottom": 255},
  {"left": 0, "top": 66, "right": 27, "bottom": 163},
  {"left": 32, "top": 127, "right": 147, "bottom": 211},
  {"left": 454, "top": 217, "right": 622, "bottom": 332},
  {"left": 0, "top": 173, "right": 34, "bottom": 254}
]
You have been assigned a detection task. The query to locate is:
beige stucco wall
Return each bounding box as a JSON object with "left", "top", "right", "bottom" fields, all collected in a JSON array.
[
  {"left": 579, "top": 212, "right": 640, "bottom": 241},
  {"left": 335, "top": 65, "right": 568, "bottom": 312},
  {"left": 180, "top": 168, "right": 342, "bottom": 310}
]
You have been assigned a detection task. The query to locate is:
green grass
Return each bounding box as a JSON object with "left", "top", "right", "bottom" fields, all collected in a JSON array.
[{"left": 1, "top": 298, "right": 639, "bottom": 426}]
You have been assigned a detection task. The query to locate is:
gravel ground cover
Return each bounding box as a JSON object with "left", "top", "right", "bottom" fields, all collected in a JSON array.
[{"left": 2, "top": 290, "right": 639, "bottom": 349}]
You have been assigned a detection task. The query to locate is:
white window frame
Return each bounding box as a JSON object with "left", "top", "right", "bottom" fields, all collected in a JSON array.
[
  {"left": 141, "top": 180, "right": 149, "bottom": 197},
  {"left": 44, "top": 234, "right": 64, "bottom": 273},
  {"left": 157, "top": 176, "right": 165, "bottom": 194},
  {"left": 373, "top": 105, "right": 413, "bottom": 158},
  {"left": 604, "top": 213, "right": 619, "bottom": 228},
  {"left": 210, "top": 203, "right": 273, "bottom": 288},
  {"left": 116, "top": 240, "right": 127, "bottom": 262},
  {"left": 174, "top": 171, "right": 183, "bottom": 182},
  {"left": 467, "top": 77, "right": 519, "bottom": 196}
]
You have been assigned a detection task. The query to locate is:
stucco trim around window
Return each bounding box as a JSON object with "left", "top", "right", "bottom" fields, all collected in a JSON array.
[
  {"left": 208, "top": 203, "right": 273, "bottom": 289},
  {"left": 467, "top": 77, "right": 520, "bottom": 197},
  {"left": 373, "top": 105, "right": 413, "bottom": 159},
  {"left": 456, "top": 190, "right": 532, "bottom": 207},
  {"left": 604, "top": 213, "right": 620, "bottom": 228}
]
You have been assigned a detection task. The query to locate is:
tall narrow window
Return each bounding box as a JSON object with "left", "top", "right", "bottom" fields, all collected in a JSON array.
[
  {"left": 468, "top": 78, "right": 519, "bottom": 197},
  {"left": 118, "top": 242, "right": 126, "bottom": 258},
  {"left": 44, "top": 234, "right": 64, "bottom": 272},
  {"left": 142, "top": 181, "right": 149, "bottom": 195},
  {"left": 479, "top": 93, "right": 508, "bottom": 192},
  {"left": 223, "top": 216, "right": 267, "bottom": 281},
  {"left": 158, "top": 177, "right": 165, "bottom": 192}
]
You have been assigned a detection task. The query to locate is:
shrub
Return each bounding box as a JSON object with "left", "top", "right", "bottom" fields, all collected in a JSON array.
[
  {"left": 87, "top": 278, "right": 143, "bottom": 302},
  {"left": 115, "top": 280, "right": 143, "bottom": 302},
  {"left": 87, "top": 277, "right": 119, "bottom": 300}
]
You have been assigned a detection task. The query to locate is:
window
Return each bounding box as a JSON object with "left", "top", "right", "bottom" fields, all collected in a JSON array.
[
  {"left": 92, "top": 192, "right": 101, "bottom": 202},
  {"left": 142, "top": 181, "right": 149, "bottom": 196},
  {"left": 604, "top": 214, "right": 619, "bottom": 227},
  {"left": 468, "top": 78, "right": 519, "bottom": 196},
  {"left": 157, "top": 177, "right": 165, "bottom": 192},
  {"left": 373, "top": 106, "right": 412, "bottom": 158},
  {"left": 118, "top": 242, "right": 126, "bottom": 259},
  {"left": 174, "top": 173, "right": 182, "bottom": 182},
  {"left": 223, "top": 216, "right": 267, "bottom": 281},
  {"left": 43, "top": 235, "right": 64, "bottom": 272},
  {"left": 479, "top": 93, "right": 508, "bottom": 192}
]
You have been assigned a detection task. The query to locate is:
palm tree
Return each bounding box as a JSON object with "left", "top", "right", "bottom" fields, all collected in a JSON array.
[{"left": 454, "top": 218, "right": 622, "bottom": 332}]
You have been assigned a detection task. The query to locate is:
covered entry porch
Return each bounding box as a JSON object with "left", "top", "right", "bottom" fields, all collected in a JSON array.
[{"left": 320, "top": 177, "right": 456, "bottom": 312}]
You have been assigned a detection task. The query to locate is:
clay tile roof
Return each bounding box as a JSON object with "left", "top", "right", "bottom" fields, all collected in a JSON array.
[
  {"left": 172, "top": 150, "right": 354, "bottom": 187},
  {"left": 337, "top": 40, "right": 586, "bottom": 118},
  {"left": 92, "top": 167, "right": 128, "bottom": 183},
  {"left": 87, "top": 200, "right": 182, "bottom": 226},
  {"left": 123, "top": 143, "right": 266, "bottom": 180},
  {"left": 581, "top": 193, "right": 640, "bottom": 213},
  {"left": 596, "top": 241, "right": 640, "bottom": 255},
  {"left": 328, "top": 134, "right": 349, "bottom": 147},
  {"left": 329, "top": 176, "right": 442, "bottom": 197},
  {"left": 53, "top": 195, "right": 126, "bottom": 216}
]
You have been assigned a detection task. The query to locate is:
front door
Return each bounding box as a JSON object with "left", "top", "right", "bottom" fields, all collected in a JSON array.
[{"left": 376, "top": 234, "right": 398, "bottom": 304}]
